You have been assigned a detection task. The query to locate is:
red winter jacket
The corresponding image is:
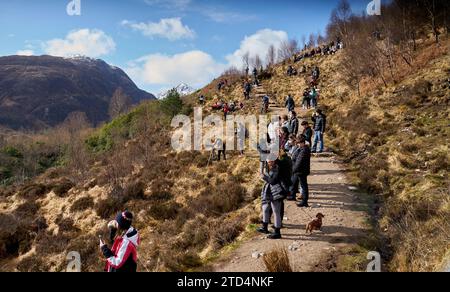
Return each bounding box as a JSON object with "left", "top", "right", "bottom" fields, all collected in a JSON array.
[{"left": 102, "top": 227, "right": 140, "bottom": 272}]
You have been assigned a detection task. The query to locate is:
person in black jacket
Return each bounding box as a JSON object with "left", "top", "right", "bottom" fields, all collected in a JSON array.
[
  {"left": 301, "top": 121, "right": 313, "bottom": 146},
  {"left": 289, "top": 111, "right": 299, "bottom": 136},
  {"left": 285, "top": 95, "right": 295, "bottom": 113},
  {"left": 311, "top": 109, "right": 326, "bottom": 153},
  {"left": 289, "top": 137, "right": 311, "bottom": 207},
  {"left": 257, "top": 158, "right": 286, "bottom": 239}
]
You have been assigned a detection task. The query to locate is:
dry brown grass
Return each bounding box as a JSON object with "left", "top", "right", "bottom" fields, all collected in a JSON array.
[{"left": 263, "top": 247, "right": 293, "bottom": 272}]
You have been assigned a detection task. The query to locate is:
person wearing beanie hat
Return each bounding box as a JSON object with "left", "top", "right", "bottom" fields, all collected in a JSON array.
[
  {"left": 100, "top": 211, "right": 140, "bottom": 272},
  {"left": 257, "top": 157, "right": 287, "bottom": 240}
]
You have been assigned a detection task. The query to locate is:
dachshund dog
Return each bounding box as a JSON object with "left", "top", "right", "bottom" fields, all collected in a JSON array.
[{"left": 306, "top": 213, "right": 325, "bottom": 234}]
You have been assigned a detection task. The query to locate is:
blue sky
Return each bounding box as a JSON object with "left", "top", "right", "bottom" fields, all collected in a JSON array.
[{"left": 0, "top": 0, "right": 369, "bottom": 94}]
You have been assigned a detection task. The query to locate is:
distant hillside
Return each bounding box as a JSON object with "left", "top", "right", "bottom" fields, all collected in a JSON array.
[{"left": 0, "top": 55, "right": 156, "bottom": 130}]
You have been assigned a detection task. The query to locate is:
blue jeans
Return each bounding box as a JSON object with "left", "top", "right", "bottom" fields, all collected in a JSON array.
[{"left": 312, "top": 131, "right": 324, "bottom": 152}]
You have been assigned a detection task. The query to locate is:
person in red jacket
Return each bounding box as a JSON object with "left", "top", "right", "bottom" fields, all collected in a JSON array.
[{"left": 100, "top": 211, "right": 140, "bottom": 272}]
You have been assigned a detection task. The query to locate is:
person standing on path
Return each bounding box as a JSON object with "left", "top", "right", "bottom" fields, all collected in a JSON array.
[
  {"left": 289, "top": 111, "right": 299, "bottom": 136},
  {"left": 285, "top": 94, "right": 295, "bottom": 113},
  {"left": 311, "top": 109, "right": 327, "bottom": 153},
  {"left": 301, "top": 121, "right": 313, "bottom": 146},
  {"left": 289, "top": 137, "right": 311, "bottom": 207},
  {"left": 257, "top": 158, "right": 286, "bottom": 239}
]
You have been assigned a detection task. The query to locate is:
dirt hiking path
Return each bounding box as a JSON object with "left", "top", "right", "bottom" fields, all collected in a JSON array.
[{"left": 212, "top": 84, "right": 369, "bottom": 272}]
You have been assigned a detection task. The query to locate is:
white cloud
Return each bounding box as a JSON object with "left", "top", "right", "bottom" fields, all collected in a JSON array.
[
  {"left": 43, "top": 29, "right": 116, "bottom": 58},
  {"left": 126, "top": 50, "right": 226, "bottom": 89},
  {"left": 121, "top": 18, "right": 195, "bottom": 41},
  {"left": 16, "top": 50, "right": 34, "bottom": 56},
  {"left": 125, "top": 29, "right": 290, "bottom": 92},
  {"left": 226, "top": 29, "right": 289, "bottom": 69}
]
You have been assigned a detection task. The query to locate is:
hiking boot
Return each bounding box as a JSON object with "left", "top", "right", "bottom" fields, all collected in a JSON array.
[
  {"left": 297, "top": 202, "right": 309, "bottom": 208},
  {"left": 268, "top": 228, "right": 282, "bottom": 240},
  {"left": 257, "top": 223, "right": 270, "bottom": 234},
  {"left": 272, "top": 224, "right": 284, "bottom": 229}
]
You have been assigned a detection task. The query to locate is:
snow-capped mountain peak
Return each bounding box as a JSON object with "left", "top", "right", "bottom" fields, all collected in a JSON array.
[{"left": 158, "top": 83, "right": 196, "bottom": 99}]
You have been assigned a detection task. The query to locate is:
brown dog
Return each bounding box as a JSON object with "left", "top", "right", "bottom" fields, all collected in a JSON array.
[{"left": 306, "top": 213, "right": 325, "bottom": 234}]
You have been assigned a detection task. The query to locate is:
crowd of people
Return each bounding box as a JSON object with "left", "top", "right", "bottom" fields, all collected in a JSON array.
[
  {"left": 293, "top": 40, "right": 344, "bottom": 63},
  {"left": 256, "top": 106, "right": 327, "bottom": 240},
  {"left": 211, "top": 99, "right": 245, "bottom": 118}
]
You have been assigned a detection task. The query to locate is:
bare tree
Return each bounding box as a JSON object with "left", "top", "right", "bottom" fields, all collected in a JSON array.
[
  {"left": 109, "top": 88, "right": 132, "bottom": 119},
  {"left": 307, "top": 33, "right": 316, "bottom": 49},
  {"left": 329, "top": 0, "right": 353, "bottom": 41},
  {"left": 266, "top": 45, "right": 276, "bottom": 67},
  {"left": 250, "top": 55, "right": 263, "bottom": 70},
  {"left": 278, "top": 39, "right": 298, "bottom": 61},
  {"left": 242, "top": 52, "right": 250, "bottom": 68}
]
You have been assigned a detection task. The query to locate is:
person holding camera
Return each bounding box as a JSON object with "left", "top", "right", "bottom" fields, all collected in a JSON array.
[{"left": 99, "top": 211, "right": 140, "bottom": 272}]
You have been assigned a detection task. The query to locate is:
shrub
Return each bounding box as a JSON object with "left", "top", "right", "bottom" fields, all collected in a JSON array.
[
  {"left": 14, "top": 201, "right": 40, "bottom": 218},
  {"left": 52, "top": 179, "right": 75, "bottom": 197},
  {"left": 16, "top": 256, "right": 49, "bottom": 272},
  {"left": 148, "top": 201, "right": 181, "bottom": 220},
  {"left": 160, "top": 89, "right": 184, "bottom": 118},
  {"left": 124, "top": 180, "right": 145, "bottom": 200},
  {"left": 210, "top": 216, "right": 244, "bottom": 248},
  {"left": 192, "top": 179, "right": 247, "bottom": 216},
  {"left": 263, "top": 247, "right": 293, "bottom": 272},
  {"left": 70, "top": 196, "right": 94, "bottom": 212},
  {"left": 18, "top": 183, "right": 50, "bottom": 199},
  {"left": 2, "top": 146, "right": 23, "bottom": 159},
  {"left": 0, "top": 214, "right": 35, "bottom": 258},
  {"left": 95, "top": 197, "right": 123, "bottom": 219}
]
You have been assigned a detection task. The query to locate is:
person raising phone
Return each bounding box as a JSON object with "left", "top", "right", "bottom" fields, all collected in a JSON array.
[{"left": 99, "top": 211, "right": 140, "bottom": 272}]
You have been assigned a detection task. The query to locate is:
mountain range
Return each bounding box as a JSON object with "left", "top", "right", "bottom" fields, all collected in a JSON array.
[{"left": 0, "top": 55, "right": 155, "bottom": 130}]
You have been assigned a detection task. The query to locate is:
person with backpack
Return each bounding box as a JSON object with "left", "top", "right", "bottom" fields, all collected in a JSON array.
[
  {"left": 285, "top": 94, "right": 295, "bottom": 113},
  {"left": 100, "top": 211, "right": 140, "bottom": 272},
  {"left": 257, "top": 157, "right": 286, "bottom": 239},
  {"left": 311, "top": 109, "right": 326, "bottom": 153},
  {"left": 289, "top": 137, "right": 311, "bottom": 207},
  {"left": 289, "top": 111, "right": 299, "bottom": 136}
]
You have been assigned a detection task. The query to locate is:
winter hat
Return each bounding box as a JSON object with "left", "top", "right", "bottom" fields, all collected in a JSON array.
[{"left": 116, "top": 211, "right": 133, "bottom": 230}]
